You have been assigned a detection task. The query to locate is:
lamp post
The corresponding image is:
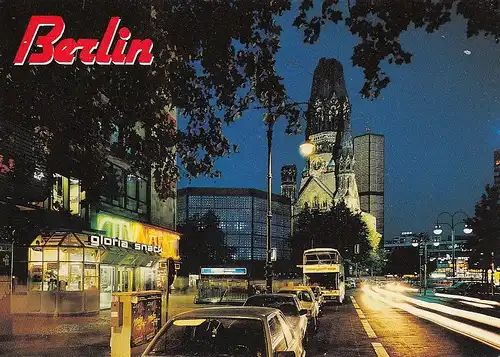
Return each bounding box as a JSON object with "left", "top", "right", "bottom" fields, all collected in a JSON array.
[
  {"left": 261, "top": 102, "right": 309, "bottom": 294},
  {"left": 299, "top": 138, "right": 316, "bottom": 249},
  {"left": 412, "top": 234, "right": 440, "bottom": 296},
  {"left": 264, "top": 115, "right": 275, "bottom": 294},
  {"left": 433, "top": 211, "right": 472, "bottom": 278}
]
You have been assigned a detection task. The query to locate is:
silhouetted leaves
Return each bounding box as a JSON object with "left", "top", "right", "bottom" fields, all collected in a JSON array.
[
  {"left": 294, "top": 0, "right": 499, "bottom": 98},
  {"left": 468, "top": 184, "right": 500, "bottom": 271},
  {"left": 290, "top": 202, "right": 370, "bottom": 266},
  {"left": 177, "top": 211, "right": 235, "bottom": 275},
  {"left": 1, "top": 0, "right": 499, "bottom": 204}
]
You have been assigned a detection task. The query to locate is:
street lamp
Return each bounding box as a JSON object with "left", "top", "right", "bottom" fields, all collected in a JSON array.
[
  {"left": 412, "top": 234, "right": 440, "bottom": 295},
  {"left": 299, "top": 138, "right": 316, "bottom": 248},
  {"left": 264, "top": 114, "right": 275, "bottom": 294},
  {"left": 299, "top": 139, "right": 315, "bottom": 158},
  {"left": 433, "top": 211, "right": 472, "bottom": 278}
]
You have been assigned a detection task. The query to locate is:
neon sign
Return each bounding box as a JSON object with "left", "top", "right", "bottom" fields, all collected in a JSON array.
[
  {"left": 0, "top": 155, "right": 15, "bottom": 174},
  {"left": 95, "top": 213, "right": 180, "bottom": 259}
]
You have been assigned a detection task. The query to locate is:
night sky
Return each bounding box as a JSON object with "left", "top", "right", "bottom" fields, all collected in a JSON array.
[{"left": 179, "top": 13, "right": 500, "bottom": 240}]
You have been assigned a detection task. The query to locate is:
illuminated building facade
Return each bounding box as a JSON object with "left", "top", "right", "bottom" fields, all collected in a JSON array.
[
  {"left": 3, "top": 111, "right": 181, "bottom": 315},
  {"left": 177, "top": 187, "right": 292, "bottom": 263},
  {"left": 494, "top": 149, "right": 500, "bottom": 187},
  {"left": 353, "top": 133, "right": 385, "bottom": 235}
]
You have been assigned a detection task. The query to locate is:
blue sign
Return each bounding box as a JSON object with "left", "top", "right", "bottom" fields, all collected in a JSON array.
[{"left": 201, "top": 267, "right": 247, "bottom": 276}]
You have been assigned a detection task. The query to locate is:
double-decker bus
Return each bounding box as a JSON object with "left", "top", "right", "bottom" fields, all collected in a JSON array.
[{"left": 302, "top": 248, "right": 345, "bottom": 304}]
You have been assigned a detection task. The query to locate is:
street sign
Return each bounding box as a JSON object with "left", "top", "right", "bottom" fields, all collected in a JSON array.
[{"left": 271, "top": 248, "right": 277, "bottom": 262}]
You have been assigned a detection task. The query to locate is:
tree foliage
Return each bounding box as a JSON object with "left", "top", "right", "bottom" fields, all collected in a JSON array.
[
  {"left": 468, "top": 184, "right": 500, "bottom": 271},
  {"left": 177, "top": 210, "right": 235, "bottom": 275},
  {"left": 290, "top": 202, "right": 371, "bottom": 267},
  {"left": 1, "top": 0, "right": 499, "bottom": 203}
]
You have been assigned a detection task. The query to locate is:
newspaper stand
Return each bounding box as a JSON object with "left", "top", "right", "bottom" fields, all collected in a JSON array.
[{"left": 110, "top": 290, "right": 162, "bottom": 357}]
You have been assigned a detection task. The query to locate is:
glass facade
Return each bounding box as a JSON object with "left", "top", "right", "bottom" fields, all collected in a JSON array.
[{"left": 177, "top": 188, "right": 292, "bottom": 261}]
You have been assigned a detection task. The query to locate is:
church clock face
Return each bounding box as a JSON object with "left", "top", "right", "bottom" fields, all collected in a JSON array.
[{"left": 312, "top": 158, "right": 324, "bottom": 171}]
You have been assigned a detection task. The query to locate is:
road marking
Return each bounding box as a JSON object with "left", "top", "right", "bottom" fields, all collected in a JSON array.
[
  {"left": 355, "top": 308, "right": 366, "bottom": 319},
  {"left": 361, "top": 319, "right": 377, "bottom": 338},
  {"left": 350, "top": 296, "right": 360, "bottom": 309},
  {"left": 372, "top": 342, "right": 390, "bottom": 357}
]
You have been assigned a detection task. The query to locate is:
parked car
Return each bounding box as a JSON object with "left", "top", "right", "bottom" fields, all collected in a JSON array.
[
  {"left": 141, "top": 306, "right": 305, "bottom": 357},
  {"left": 309, "top": 286, "right": 324, "bottom": 316},
  {"left": 244, "top": 294, "right": 309, "bottom": 344},
  {"left": 434, "top": 281, "right": 473, "bottom": 295},
  {"left": 277, "top": 286, "right": 320, "bottom": 332}
]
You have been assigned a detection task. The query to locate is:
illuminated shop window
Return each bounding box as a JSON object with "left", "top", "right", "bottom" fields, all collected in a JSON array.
[
  {"left": 52, "top": 174, "right": 64, "bottom": 210},
  {"left": 69, "top": 178, "right": 80, "bottom": 215},
  {"left": 43, "top": 262, "right": 58, "bottom": 291},
  {"left": 51, "top": 174, "right": 82, "bottom": 215},
  {"left": 28, "top": 261, "right": 42, "bottom": 291},
  {"left": 59, "top": 262, "right": 83, "bottom": 291},
  {"left": 84, "top": 263, "right": 99, "bottom": 290}
]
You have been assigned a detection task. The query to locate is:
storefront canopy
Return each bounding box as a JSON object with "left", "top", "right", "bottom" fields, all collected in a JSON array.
[{"left": 31, "top": 231, "right": 162, "bottom": 267}]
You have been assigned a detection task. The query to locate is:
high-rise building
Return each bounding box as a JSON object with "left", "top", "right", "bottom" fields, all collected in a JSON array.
[
  {"left": 280, "top": 165, "right": 297, "bottom": 203},
  {"left": 494, "top": 149, "right": 500, "bottom": 187},
  {"left": 177, "top": 187, "right": 292, "bottom": 262},
  {"left": 354, "top": 133, "right": 385, "bottom": 235}
]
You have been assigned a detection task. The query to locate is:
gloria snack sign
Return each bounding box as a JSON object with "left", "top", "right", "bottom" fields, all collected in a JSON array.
[
  {"left": 89, "top": 235, "right": 162, "bottom": 254},
  {"left": 93, "top": 213, "right": 180, "bottom": 259}
]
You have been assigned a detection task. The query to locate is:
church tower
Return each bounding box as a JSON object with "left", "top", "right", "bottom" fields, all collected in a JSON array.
[
  {"left": 295, "top": 58, "right": 355, "bottom": 214},
  {"left": 333, "top": 114, "right": 360, "bottom": 212}
]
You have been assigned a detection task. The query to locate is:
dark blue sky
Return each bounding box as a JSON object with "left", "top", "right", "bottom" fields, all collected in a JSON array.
[{"left": 179, "top": 13, "right": 500, "bottom": 240}]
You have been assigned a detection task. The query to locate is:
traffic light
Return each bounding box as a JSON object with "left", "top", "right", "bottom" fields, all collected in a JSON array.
[{"left": 167, "top": 258, "right": 176, "bottom": 288}]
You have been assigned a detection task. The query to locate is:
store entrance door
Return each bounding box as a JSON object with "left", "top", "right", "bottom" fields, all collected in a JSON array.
[
  {"left": 117, "top": 267, "right": 134, "bottom": 293},
  {"left": 100, "top": 265, "right": 114, "bottom": 310}
]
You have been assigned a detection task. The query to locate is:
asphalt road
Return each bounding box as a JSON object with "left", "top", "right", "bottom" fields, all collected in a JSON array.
[
  {"left": 1, "top": 290, "right": 499, "bottom": 357},
  {"left": 306, "top": 288, "right": 499, "bottom": 357}
]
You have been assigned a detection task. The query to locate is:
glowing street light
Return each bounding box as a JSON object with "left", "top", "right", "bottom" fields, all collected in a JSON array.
[
  {"left": 433, "top": 211, "right": 472, "bottom": 278},
  {"left": 412, "top": 234, "right": 440, "bottom": 296},
  {"left": 463, "top": 224, "right": 473, "bottom": 235},
  {"left": 299, "top": 139, "right": 315, "bottom": 158},
  {"left": 433, "top": 224, "right": 443, "bottom": 235}
]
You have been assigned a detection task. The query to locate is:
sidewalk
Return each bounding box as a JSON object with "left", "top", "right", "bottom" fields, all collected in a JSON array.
[
  {"left": 0, "top": 294, "right": 197, "bottom": 357},
  {"left": 1, "top": 311, "right": 112, "bottom": 357}
]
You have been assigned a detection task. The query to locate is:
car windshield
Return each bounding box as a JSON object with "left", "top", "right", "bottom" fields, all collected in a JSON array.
[
  {"left": 147, "top": 318, "right": 266, "bottom": 357},
  {"left": 279, "top": 290, "right": 312, "bottom": 302}
]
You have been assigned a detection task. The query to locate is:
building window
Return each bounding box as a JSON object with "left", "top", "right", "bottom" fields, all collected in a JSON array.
[
  {"left": 51, "top": 174, "right": 81, "bottom": 215},
  {"left": 102, "top": 162, "right": 149, "bottom": 215}
]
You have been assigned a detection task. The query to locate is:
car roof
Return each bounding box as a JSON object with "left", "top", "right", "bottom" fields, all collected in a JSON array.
[
  {"left": 172, "top": 306, "right": 278, "bottom": 320},
  {"left": 279, "top": 286, "right": 312, "bottom": 291},
  {"left": 247, "top": 293, "right": 296, "bottom": 299}
]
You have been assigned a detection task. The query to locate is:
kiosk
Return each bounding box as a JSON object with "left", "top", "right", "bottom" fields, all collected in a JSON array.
[{"left": 26, "top": 228, "right": 179, "bottom": 315}]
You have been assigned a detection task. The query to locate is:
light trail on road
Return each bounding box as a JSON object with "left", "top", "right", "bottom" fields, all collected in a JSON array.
[
  {"left": 363, "top": 285, "right": 500, "bottom": 351},
  {"left": 372, "top": 286, "right": 500, "bottom": 330},
  {"left": 434, "top": 293, "right": 500, "bottom": 307}
]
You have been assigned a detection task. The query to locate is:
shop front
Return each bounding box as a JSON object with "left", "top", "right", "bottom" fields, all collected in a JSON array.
[{"left": 26, "top": 214, "right": 180, "bottom": 315}]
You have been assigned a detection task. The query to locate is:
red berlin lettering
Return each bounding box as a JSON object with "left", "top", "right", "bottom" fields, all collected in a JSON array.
[{"left": 13, "top": 16, "right": 154, "bottom": 66}]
